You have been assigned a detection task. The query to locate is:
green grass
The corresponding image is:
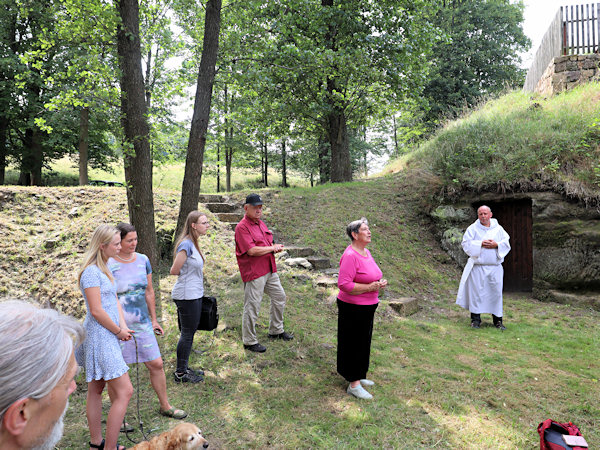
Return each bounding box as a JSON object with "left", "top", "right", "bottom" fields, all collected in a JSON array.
[
  {"left": 1, "top": 174, "right": 599, "bottom": 448},
  {"left": 4, "top": 157, "right": 312, "bottom": 192},
  {"left": 382, "top": 82, "right": 600, "bottom": 204}
]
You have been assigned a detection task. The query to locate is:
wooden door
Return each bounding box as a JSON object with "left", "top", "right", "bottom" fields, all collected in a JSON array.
[{"left": 473, "top": 199, "right": 533, "bottom": 292}]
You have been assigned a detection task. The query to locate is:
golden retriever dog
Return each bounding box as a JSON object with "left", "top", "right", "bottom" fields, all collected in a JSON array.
[{"left": 130, "top": 422, "right": 208, "bottom": 450}]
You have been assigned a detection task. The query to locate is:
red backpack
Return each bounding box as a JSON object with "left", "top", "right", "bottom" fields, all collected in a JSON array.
[{"left": 538, "top": 419, "right": 588, "bottom": 450}]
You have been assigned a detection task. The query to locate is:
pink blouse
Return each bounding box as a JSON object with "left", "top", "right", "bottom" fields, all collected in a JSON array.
[{"left": 337, "top": 245, "right": 383, "bottom": 305}]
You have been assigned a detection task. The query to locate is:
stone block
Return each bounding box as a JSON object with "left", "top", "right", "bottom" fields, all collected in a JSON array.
[
  {"left": 44, "top": 238, "right": 59, "bottom": 251},
  {"left": 566, "top": 71, "right": 581, "bottom": 82},
  {"left": 286, "top": 246, "right": 315, "bottom": 257},
  {"left": 198, "top": 194, "right": 224, "bottom": 203},
  {"left": 315, "top": 275, "right": 337, "bottom": 287},
  {"left": 582, "top": 59, "right": 599, "bottom": 70},
  {"left": 554, "top": 55, "right": 570, "bottom": 64},
  {"left": 216, "top": 212, "right": 244, "bottom": 223},
  {"left": 284, "top": 257, "right": 312, "bottom": 269},
  {"left": 206, "top": 203, "right": 237, "bottom": 213},
  {"left": 306, "top": 256, "right": 331, "bottom": 269},
  {"left": 581, "top": 69, "right": 595, "bottom": 79},
  {"left": 566, "top": 60, "right": 579, "bottom": 70},
  {"left": 430, "top": 205, "right": 475, "bottom": 226},
  {"left": 387, "top": 297, "right": 419, "bottom": 316},
  {"left": 554, "top": 61, "right": 567, "bottom": 73}
]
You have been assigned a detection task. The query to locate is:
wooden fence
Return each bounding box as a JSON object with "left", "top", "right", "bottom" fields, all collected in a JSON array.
[{"left": 524, "top": 3, "right": 600, "bottom": 91}]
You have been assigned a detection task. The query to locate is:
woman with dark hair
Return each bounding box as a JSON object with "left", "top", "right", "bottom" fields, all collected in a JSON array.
[
  {"left": 109, "top": 223, "right": 187, "bottom": 420},
  {"left": 337, "top": 217, "right": 387, "bottom": 400},
  {"left": 169, "top": 210, "right": 210, "bottom": 383}
]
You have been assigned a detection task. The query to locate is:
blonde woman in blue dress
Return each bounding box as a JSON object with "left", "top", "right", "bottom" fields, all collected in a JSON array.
[{"left": 76, "top": 224, "right": 134, "bottom": 450}]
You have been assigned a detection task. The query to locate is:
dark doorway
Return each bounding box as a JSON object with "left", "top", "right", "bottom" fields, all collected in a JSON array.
[{"left": 472, "top": 199, "right": 533, "bottom": 292}]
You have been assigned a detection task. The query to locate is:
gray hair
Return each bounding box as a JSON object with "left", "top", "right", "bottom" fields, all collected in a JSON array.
[
  {"left": 0, "top": 300, "right": 85, "bottom": 422},
  {"left": 346, "top": 217, "right": 368, "bottom": 241}
]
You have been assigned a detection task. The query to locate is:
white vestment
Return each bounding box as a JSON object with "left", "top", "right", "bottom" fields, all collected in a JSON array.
[{"left": 456, "top": 218, "right": 511, "bottom": 316}]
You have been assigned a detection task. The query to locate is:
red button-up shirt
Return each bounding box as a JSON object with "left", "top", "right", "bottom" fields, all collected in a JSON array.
[{"left": 235, "top": 215, "right": 277, "bottom": 283}]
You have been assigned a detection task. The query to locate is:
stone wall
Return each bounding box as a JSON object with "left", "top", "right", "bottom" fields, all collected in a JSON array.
[
  {"left": 535, "top": 54, "right": 600, "bottom": 96},
  {"left": 430, "top": 193, "right": 600, "bottom": 308}
]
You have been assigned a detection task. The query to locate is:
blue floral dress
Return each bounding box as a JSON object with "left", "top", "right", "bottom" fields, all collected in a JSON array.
[
  {"left": 75, "top": 264, "right": 129, "bottom": 382},
  {"left": 109, "top": 253, "right": 161, "bottom": 364}
]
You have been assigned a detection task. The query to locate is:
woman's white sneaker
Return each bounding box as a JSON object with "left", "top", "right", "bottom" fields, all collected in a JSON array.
[
  {"left": 347, "top": 384, "right": 373, "bottom": 399},
  {"left": 360, "top": 379, "right": 374, "bottom": 386}
]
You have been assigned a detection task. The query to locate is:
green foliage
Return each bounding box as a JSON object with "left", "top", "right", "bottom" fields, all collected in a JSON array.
[{"left": 422, "top": 0, "right": 530, "bottom": 127}]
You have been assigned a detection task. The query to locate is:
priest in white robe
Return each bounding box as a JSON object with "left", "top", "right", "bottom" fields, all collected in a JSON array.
[{"left": 456, "top": 205, "right": 511, "bottom": 329}]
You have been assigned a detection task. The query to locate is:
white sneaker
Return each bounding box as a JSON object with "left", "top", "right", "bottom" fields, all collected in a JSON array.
[
  {"left": 347, "top": 384, "right": 373, "bottom": 399},
  {"left": 360, "top": 379, "right": 374, "bottom": 386}
]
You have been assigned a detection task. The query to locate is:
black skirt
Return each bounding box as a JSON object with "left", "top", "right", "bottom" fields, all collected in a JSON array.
[{"left": 336, "top": 299, "right": 378, "bottom": 382}]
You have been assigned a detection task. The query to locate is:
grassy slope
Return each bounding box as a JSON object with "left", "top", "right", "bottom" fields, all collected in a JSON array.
[
  {"left": 2, "top": 176, "right": 599, "bottom": 448},
  {"left": 383, "top": 82, "right": 600, "bottom": 204}
]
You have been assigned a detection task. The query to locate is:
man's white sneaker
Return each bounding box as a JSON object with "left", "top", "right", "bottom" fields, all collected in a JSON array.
[
  {"left": 360, "top": 379, "right": 374, "bottom": 386},
  {"left": 347, "top": 384, "right": 373, "bottom": 399}
]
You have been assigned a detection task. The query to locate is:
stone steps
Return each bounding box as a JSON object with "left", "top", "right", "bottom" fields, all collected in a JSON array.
[
  {"left": 198, "top": 194, "right": 225, "bottom": 203},
  {"left": 199, "top": 196, "right": 332, "bottom": 272},
  {"left": 206, "top": 203, "right": 238, "bottom": 213},
  {"left": 216, "top": 212, "right": 244, "bottom": 223},
  {"left": 285, "top": 246, "right": 315, "bottom": 258}
]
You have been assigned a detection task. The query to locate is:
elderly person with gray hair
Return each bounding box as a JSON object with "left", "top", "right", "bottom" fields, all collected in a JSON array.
[
  {"left": 337, "top": 217, "right": 387, "bottom": 400},
  {"left": 0, "top": 300, "right": 84, "bottom": 450}
]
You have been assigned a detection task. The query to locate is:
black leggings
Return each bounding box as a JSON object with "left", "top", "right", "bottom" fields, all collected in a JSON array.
[{"left": 174, "top": 299, "right": 202, "bottom": 373}]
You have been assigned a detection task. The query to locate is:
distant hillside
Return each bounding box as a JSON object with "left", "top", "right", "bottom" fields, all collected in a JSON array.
[{"left": 384, "top": 82, "right": 600, "bottom": 206}]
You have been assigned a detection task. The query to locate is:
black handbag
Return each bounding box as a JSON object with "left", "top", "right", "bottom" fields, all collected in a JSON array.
[{"left": 197, "top": 296, "right": 219, "bottom": 331}]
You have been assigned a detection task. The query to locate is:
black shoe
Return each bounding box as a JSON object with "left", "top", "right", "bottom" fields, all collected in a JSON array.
[
  {"left": 268, "top": 331, "right": 294, "bottom": 341},
  {"left": 186, "top": 368, "right": 205, "bottom": 377},
  {"left": 244, "top": 343, "right": 267, "bottom": 352},
  {"left": 173, "top": 370, "right": 204, "bottom": 383},
  {"left": 471, "top": 321, "right": 481, "bottom": 329},
  {"left": 493, "top": 315, "right": 506, "bottom": 330}
]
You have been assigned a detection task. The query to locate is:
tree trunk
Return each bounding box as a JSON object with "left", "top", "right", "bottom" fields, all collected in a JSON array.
[
  {"left": 175, "top": 0, "right": 221, "bottom": 236},
  {"left": 30, "top": 128, "right": 43, "bottom": 186},
  {"left": 392, "top": 114, "right": 399, "bottom": 156},
  {"left": 280, "top": 139, "right": 287, "bottom": 187},
  {"left": 20, "top": 127, "right": 43, "bottom": 186},
  {"left": 263, "top": 139, "right": 268, "bottom": 187},
  {"left": 326, "top": 90, "right": 351, "bottom": 182},
  {"left": 216, "top": 143, "right": 220, "bottom": 192},
  {"left": 117, "top": 0, "right": 159, "bottom": 276},
  {"left": 323, "top": 0, "right": 352, "bottom": 183},
  {"left": 0, "top": 116, "right": 7, "bottom": 185},
  {"left": 78, "top": 107, "right": 89, "bottom": 185},
  {"left": 225, "top": 128, "right": 233, "bottom": 192},
  {"left": 145, "top": 48, "right": 152, "bottom": 108},
  {"left": 318, "top": 135, "right": 330, "bottom": 184},
  {"left": 223, "top": 85, "right": 233, "bottom": 192}
]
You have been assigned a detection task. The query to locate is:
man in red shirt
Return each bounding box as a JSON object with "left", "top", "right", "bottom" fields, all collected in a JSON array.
[{"left": 235, "top": 193, "right": 293, "bottom": 352}]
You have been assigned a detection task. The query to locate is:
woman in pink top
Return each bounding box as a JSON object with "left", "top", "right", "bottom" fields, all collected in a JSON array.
[{"left": 337, "top": 217, "right": 387, "bottom": 400}]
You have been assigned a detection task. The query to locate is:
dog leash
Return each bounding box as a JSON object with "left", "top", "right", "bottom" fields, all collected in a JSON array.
[{"left": 122, "top": 334, "right": 151, "bottom": 445}]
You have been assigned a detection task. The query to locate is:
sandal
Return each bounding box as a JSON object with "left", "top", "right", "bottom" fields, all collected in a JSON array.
[
  {"left": 159, "top": 406, "right": 188, "bottom": 419},
  {"left": 89, "top": 440, "right": 104, "bottom": 449}
]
